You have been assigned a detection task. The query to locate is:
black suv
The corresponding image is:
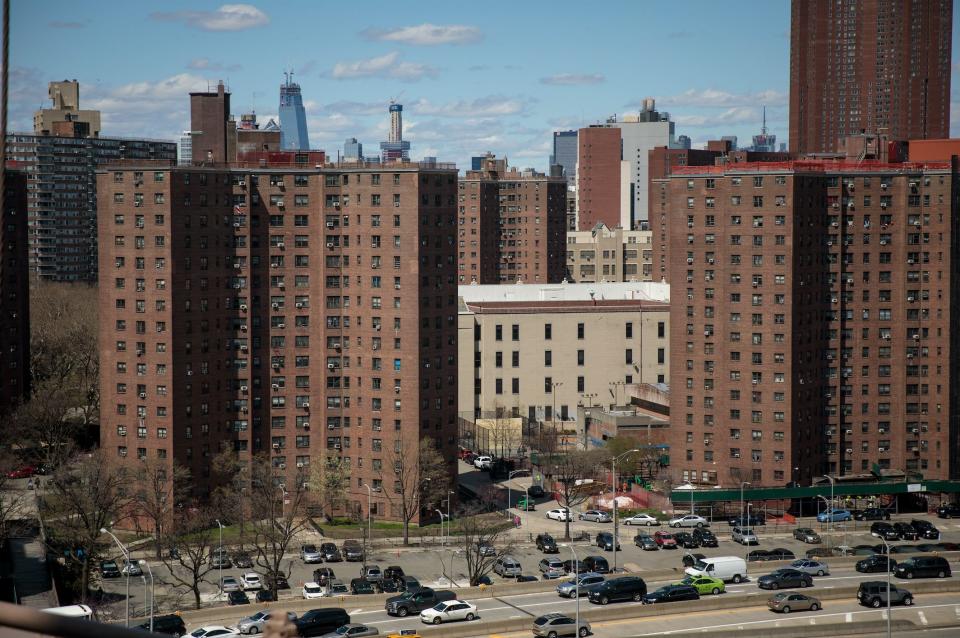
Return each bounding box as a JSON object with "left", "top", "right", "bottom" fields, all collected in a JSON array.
[
  {"left": 99, "top": 560, "right": 120, "bottom": 579},
  {"left": 728, "top": 514, "right": 765, "bottom": 527},
  {"left": 854, "top": 508, "right": 891, "bottom": 521},
  {"left": 910, "top": 519, "right": 940, "bottom": 540},
  {"left": 870, "top": 522, "right": 900, "bottom": 541},
  {"left": 588, "top": 576, "right": 647, "bottom": 604},
  {"left": 894, "top": 556, "right": 951, "bottom": 579},
  {"left": 856, "top": 555, "right": 897, "bottom": 573},
  {"left": 673, "top": 532, "right": 699, "bottom": 549},
  {"left": 893, "top": 522, "right": 918, "bottom": 540},
  {"left": 295, "top": 608, "right": 351, "bottom": 637},
  {"left": 313, "top": 567, "right": 336, "bottom": 586},
  {"left": 858, "top": 581, "right": 913, "bottom": 608},
  {"left": 936, "top": 503, "right": 960, "bottom": 519},
  {"left": 692, "top": 528, "right": 718, "bottom": 547},
  {"left": 136, "top": 614, "right": 186, "bottom": 636},
  {"left": 582, "top": 555, "right": 610, "bottom": 574},
  {"left": 595, "top": 532, "right": 621, "bottom": 552},
  {"left": 319, "top": 542, "right": 342, "bottom": 562},
  {"left": 536, "top": 533, "right": 559, "bottom": 553}
]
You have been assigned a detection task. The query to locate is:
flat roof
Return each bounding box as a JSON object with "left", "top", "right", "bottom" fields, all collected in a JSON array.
[
  {"left": 463, "top": 299, "right": 668, "bottom": 314},
  {"left": 672, "top": 159, "right": 952, "bottom": 176},
  {"left": 458, "top": 281, "right": 669, "bottom": 304}
]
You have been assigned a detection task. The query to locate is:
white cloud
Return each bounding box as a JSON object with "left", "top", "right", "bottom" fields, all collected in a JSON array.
[
  {"left": 673, "top": 106, "right": 762, "bottom": 128},
  {"left": 187, "top": 58, "right": 242, "bottom": 72},
  {"left": 410, "top": 96, "right": 529, "bottom": 118},
  {"left": 361, "top": 23, "right": 481, "bottom": 46},
  {"left": 151, "top": 4, "right": 269, "bottom": 32},
  {"left": 330, "top": 52, "right": 437, "bottom": 82},
  {"left": 540, "top": 73, "right": 605, "bottom": 86},
  {"left": 655, "top": 88, "right": 787, "bottom": 108}
]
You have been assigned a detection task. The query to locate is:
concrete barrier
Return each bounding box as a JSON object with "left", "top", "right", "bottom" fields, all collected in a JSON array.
[{"left": 661, "top": 619, "right": 918, "bottom": 638}]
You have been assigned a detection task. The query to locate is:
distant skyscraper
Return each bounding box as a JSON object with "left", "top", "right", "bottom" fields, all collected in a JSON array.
[
  {"left": 720, "top": 135, "right": 738, "bottom": 151},
  {"left": 750, "top": 107, "right": 777, "bottom": 152},
  {"left": 677, "top": 135, "right": 692, "bottom": 150},
  {"left": 790, "top": 0, "right": 952, "bottom": 154},
  {"left": 178, "top": 131, "right": 192, "bottom": 165},
  {"left": 343, "top": 137, "right": 363, "bottom": 160},
  {"left": 380, "top": 101, "right": 411, "bottom": 162},
  {"left": 470, "top": 156, "right": 484, "bottom": 171},
  {"left": 550, "top": 130, "right": 578, "bottom": 185},
  {"left": 279, "top": 71, "right": 310, "bottom": 150}
]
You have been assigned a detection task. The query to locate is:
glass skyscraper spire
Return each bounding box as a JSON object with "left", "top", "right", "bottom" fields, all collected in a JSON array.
[{"left": 279, "top": 71, "right": 309, "bottom": 150}]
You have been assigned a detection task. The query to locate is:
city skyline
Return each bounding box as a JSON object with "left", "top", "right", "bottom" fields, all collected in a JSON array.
[{"left": 15, "top": 1, "right": 959, "bottom": 171}]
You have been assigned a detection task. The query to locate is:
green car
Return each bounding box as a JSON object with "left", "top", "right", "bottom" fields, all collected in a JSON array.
[
  {"left": 516, "top": 497, "right": 536, "bottom": 511},
  {"left": 677, "top": 575, "right": 725, "bottom": 595}
]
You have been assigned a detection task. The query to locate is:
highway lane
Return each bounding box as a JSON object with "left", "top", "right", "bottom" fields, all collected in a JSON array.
[
  {"left": 181, "top": 565, "right": 923, "bottom": 633},
  {"left": 469, "top": 593, "right": 960, "bottom": 638}
]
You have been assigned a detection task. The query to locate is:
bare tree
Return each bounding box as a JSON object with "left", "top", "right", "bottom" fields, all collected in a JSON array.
[
  {"left": 308, "top": 456, "right": 349, "bottom": 522},
  {"left": 246, "top": 455, "right": 312, "bottom": 599},
  {"left": 378, "top": 437, "right": 449, "bottom": 546},
  {"left": 11, "top": 381, "right": 82, "bottom": 470},
  {"left": 456, "top": 505, "right": 515, "bottom": 586},
  {"left": 41, "top": 449, "right": 132, "bottom": 601},
  {"left": 0, "top": 448, "right": 29, "bottom": 541},
  {"left": 209, "top": 448, "right": 249, "bottom": 545},
  {"left": 131, "top": 457, "right": 191, "bottom": 559},
  {"left": 549, "top": 450, "right": 605, "bottom": 540},
  {"left": 160, "top": 506, "right": 217, "bottom": 610}
]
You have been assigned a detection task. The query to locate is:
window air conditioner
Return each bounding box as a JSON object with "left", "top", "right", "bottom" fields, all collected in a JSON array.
[
  {"left": 272, "top": 443, "right": 280, "bottom": 449},
  {"left": 328, "top": 363, "right": 335, "bottom": 369},
  {"left": 139, "top": 392, "right": 146, "bottom": 399},
  {"left": 240, "top": 385, "right": 248, "bottom": 392},
  {"left": 302, "top": 402, "right": 310, "bottom": 408},
  {"left": 240, "top": 304, "right": 248, "bottom": 311},
  {"left": 279, "top": 463, "right": 286, "bottom": 469}
]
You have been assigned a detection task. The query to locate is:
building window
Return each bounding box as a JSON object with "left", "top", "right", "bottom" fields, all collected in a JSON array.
[
  {"left": 577, "top": 323, "right": 584, "bottom": 339},
  {"left": 545, "top": 323, "right": 552, "bottom": 340},
  {"left": 544, "top": 350, "right": 552, "bottom": 367}
]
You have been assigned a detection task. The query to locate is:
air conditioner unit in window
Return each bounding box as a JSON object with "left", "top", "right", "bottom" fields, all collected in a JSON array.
[
  {"left": 233, "top": 222, "right": 240, "bottom": 228},
  {"left": 272, "top": 364, "right": 280, "bottom": 370},
  {"left": 880, "top": 240, "right": 887, "bottom": 245},
  {"left": 240, "top": 345, "right": 248, "bottom": 352},
  {"left": 327, "top": 363, "right": 335, "bottom": 369},
  {"left": 240, "top": 385, "right": 248, "bottom": 392},
  {"left": 881, "top": 183, "right": 888, "bottom": 190},
  {"left": 878, "top": 428, "right": 887, "bottom": 434},
  {"left": 240, "top": 304, "right": 248, "bottom": 312},
  {"left": 845, "top": 448, "right": 853, "bottom": 454},
  {"left": 272, "top": 303, "right": 280, "bottom": 310},
  {"left": 301, "top": 422, "right": 309, "bottom": 429},
  {"left": 911, "top": 428, "right": 919, "bottom": 434},
  {"left": 138, "top": 392, "right": 146, "bottom": 399},
  {"left": 240, "top": 324, "right": 247, "bottom": 331},
  {"left": 277, "top": 322, "right": 285, "bottom": 328},
  {"left": 295, "top": 302, "right": 303, "bottom": 309},
  {"left": 845, "top": 429, "right": 853, "bottom": 435},
  {"left": 326, "top": 222, "right": 335, "bottom": 228},
  {"left": 732, "top": 452, "right": 740, "bottom": 458},
  {"left": 752, "top": 379, "right": 758, "bottom": 385},
  {"left": 332, "top": 343, "right": 340, "bottom": 349},
  {"left": 277, "top": 242, "right": 285, "bottom": 249},
  {"left": 272, "top": 443, "right": 280, "bottom": 449},
  {"left": 334, "top": 443, "right": 341, "bottom": 449},
  {"left": 186, "top": 370, "right": 193, "bottom": 376},
  {"left": 279, "top": 463, "right": 286, "bottom": 469},
  {"left": 880, "top": 202, "right": 887, "bottom": 209},
  {"left": 302, "top": 402, "right": 310, "bottom": 409},
  {"left": 327, "top": 242, "right": 334, "bottom": 248},
  {"left": 271, "top": 383, "right": 279, "bottom": 390}
]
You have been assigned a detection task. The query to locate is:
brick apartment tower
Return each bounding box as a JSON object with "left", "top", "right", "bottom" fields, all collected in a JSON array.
[
  {"left": 790, "top": 0, "right": 953, "bottom": 154},
  {"left": 457, "top": 155, "right": 566, "bottom": 284},
  {"left": 0, "top": 171, "right": 30, "bottom": 415},
  {"left": 576, "top": 127, "right": 621, "bottom": 231},
  {"left": 656, "top": 160, "right": 959, "bottom": 486},
  {"left": 97, "top": 162, "right": 460, "bottom": 520}
]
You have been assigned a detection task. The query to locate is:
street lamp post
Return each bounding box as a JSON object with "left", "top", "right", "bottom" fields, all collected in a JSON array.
[
  {"left": 740, "top": 481, "right": 751, "bottom": 524},
  {"left": 611, "top": 449, "right": 639, "bottom": 573},
  {"left": 362, "top": 483, "right": 373, "bottom": 549},
  {"left": 561, "top": 544, "right": 580, "bottom": 634},
  {"left": 100, "top": 527, "right": 130, "bottom": 627},
  {"left": 822, "top": 475, "right": 835, "bottom": 537},
  {"left": 138, "top": 560, "right": 154, "bottom": 632},
  {"left": 880, "top": 537, "right": 892, "bottom": 638},
  {"left": 445, "top": 490, "right": 454, "bottom": 546},
  {"left": 215, "top": 519, "right": 224, "bottom": 600}
]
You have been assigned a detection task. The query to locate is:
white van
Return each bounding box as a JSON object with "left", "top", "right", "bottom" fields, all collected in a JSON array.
[
  {"left": 684, "top": 556, "right": 748, "bottom": 583},
  {"left": 43, "top": 605, "right": 94, "bottom": 620}
]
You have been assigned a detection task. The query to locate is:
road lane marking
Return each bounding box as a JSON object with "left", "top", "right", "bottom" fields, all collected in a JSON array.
[
  {"left": 350, "top": 608, "right": 362, "bottom": 613},
  {"left": 918, "top": 610, "right": 928, "bottom": 625},
  {"left": 845, "top": 612, "right": 852, "bottom": 622}
]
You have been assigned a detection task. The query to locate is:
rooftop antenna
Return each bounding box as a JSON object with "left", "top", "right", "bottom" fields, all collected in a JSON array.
[{"left": 761, "top": 106, "right": 767, "bottom": 136}]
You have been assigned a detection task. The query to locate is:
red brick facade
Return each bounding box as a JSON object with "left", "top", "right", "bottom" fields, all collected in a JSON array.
[{"left": 577, "top": 127, "right": 621, "bottom": 231}]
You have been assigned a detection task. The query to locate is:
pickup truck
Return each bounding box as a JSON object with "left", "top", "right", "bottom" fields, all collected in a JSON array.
[{"left": 384, "top": 587, "right": 456, "bottom": 617}]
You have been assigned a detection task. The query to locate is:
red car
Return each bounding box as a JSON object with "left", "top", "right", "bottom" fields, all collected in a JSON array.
[
  {"left": 6, "top": 465, "right": 36, "bottom": 479},
  {"left": 654, "top": 531, "right": 678, "bottom": 548},
  {"left": 458, "top": 447, "right": 473, "bottom": 460}
]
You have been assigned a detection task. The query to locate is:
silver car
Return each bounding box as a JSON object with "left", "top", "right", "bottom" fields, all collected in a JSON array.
[
  {"left": 237, "top": 610, "right": 297, "bottom": 635},
  {"left": 668, "top": 514, "right": 709, "bottom": 528},
  {"left": 556, "top": 572, "right": 605, "bottom": 598},
  {"left": 579, "top": 510, "right": 612, "bottom": 523},
  {"left": 318, "top": 624, "right": 379, "bottom": 638},
  {"left": 533, "top": 613, "right": 591, "bottom": 638},
  {"left": 538, "top": 558, "right": 566, "bottom": 579},
  {"left": 789, "top": 559, "right": 830, "bottom": 576},
  {"left": 732, "top": 527, "right": 759, "bottom": 545},
  {"left": 220, "top": 576, "right": 242, "bottom": 593}
]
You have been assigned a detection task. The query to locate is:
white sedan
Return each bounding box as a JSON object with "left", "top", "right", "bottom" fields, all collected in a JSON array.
[
  {"left": 623, "top": 513, "right": 660, "bottom": 526},
  {"left": 546, "top": 508, "right": 573, "bottom": 522},
  {"left": 473, "top": 456, "right": 492, "bottom": 470},
  {"left": 241, "top": 572, "right": 262, "bottom": 590},
  {"left": 668, "top": 514, "right": 710, "bottom": 528},
  {"left": 189, "top": 627, "right": 239, "bottom": 638},
  {"left": 420, "top": 600, "right": 478, "bottom": 625},
  {"left": 302, "top": 581, "right": 325, "bottom": 599}
]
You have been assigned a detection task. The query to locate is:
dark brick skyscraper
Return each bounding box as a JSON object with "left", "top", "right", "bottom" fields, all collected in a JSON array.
[{"left": 790, "top": 0, "right": 952, "bottom": 154}]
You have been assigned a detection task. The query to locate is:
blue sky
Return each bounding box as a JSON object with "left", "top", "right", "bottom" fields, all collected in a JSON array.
[{"left": 10, "top": 1, "right": 960, "bottom": 171}]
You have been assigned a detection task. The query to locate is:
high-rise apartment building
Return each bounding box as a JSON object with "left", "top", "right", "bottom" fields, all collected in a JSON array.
[
  {"left": 279, "top": 72, "right": 310, "bottom": 151},
  {"left": 33, "top": 80, "right": 101, "bottom": 138},
  {"left": 0, "top": 171, "right": 30, "bottom": 415},
  {"left": 550, "top": 130, "right": 578, "bottom": 185},
  {"left": 789, "top": 0, "right": 953, "bottom": 154},
  {"left": 178, "top": 132, "right": 192, "bottom": 166},
  {"left": 656, "top": 159, "right": 959, "bottom": 486},
  {"left": 380, "top": 103, "right": 411, "bottom": 162},
  {"left": 457, "top": 155, "right": 566, "bottom": 284},
  {"left": 565, "top": 223, "right": 653, "bottom": 283},
  {"left": 576, "top": 127, "right": 622, "bottom": 231},
  {"left": 97, "top": 160, "right": 460, "bottom": 518}
]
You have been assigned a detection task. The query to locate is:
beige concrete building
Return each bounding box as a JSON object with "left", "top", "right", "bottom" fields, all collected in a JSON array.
[
  {"left": 566, "top": 223, "right": 654, "bottom": 282},
  {"left": 458, "top": 282, "right": 670, "bottom": 431},
  {"left": 33, "top": 80, "right": 101, "bottom": 137}
]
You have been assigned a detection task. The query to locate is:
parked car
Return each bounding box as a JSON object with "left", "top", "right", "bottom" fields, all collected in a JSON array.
[
  {"left": 580, "top": 510, "right": 612, "bottom": 523},
  {"left": 303, "top": 582, "right": 326, "bottom": 599},
  {"left": 757, "top": 569, "right": 813, "bottom": 590},
  {"left": 732, "top": 527, "right": 759, "bottom": 545},
  {"left": 228, "top": 590, "right": 250, "bottom": 605},
  {"left": 622, "top": 513, "right": 659, "bottom": 526},
  {"left": 854, "top": 508, "right": 892, "bottom": 521},
  {"left": 419, "top": 600, "right": 477, "bottom": 625},
  {"left": 766, "top": 548, "right": 797, "bottom": 561},
  {"left": 350, "top": 579, "right": 376, "bottom": 595},
  {"left": 294, "top": 609, "right": 351, "bottom": 637},
  {"left": 211, "top": 549, "right": 232, "bottom": 569},
  {"left": 910, "top": 519, "right": 941, "bottom": 540},
  {"left": 595, "top": 532, "right": 621, "bottom": 552},
  {"left": 858, "top": 581, "right": 913, "bottom": 608},
  {"left": 493, "top": 556, "right": 522, "bottom": 578},
  {"left": 536, "top": 533, "right": 559, "bottom": 553},
  {"left": 538, "top": 558, "right": 566, "bottom": 579},
  {"left": 582, "top": 555, "right": 610, "bottom": 574},
  {"left": 100, "top": 560, "right": 121, "bottom": 579},
  {"left": 264, "top": 571, "right": 289, "bottom": 590},
  {"left": 320, "top": 543, "right": 342, "bottom": 562},
  {"left": 894, "top": 522, "right": 919, "bottom": 540},
  {"left": 789, "top": 559, "right": 829, "bottom": 577},
  {"left": 642, "top": 584, "right": 700, "bottom": 604},
  {"left": 363, "top": 565, "right": 383, "bottom": 583},
  {"left": 856, "top": 555, "right": 897, "bottom": 573},
  {"left": 894, "top": 556, "right": 951, "bottom": 579},
  {"left": 562, "top": 559, "right": 588, "bottom": 573},
  {"left": 301, "top": 544, "right": 324, "bottom": 563},
  {"left": 313, "top": 568, "right": 336, "bottom": 587},
  {"left": 232, "top": 553, "right": 254, "bottom": 569},
  {"left": 516, "top": 496, "right": 536, "bottom": 511},
  {"left": 728, "top": 514, "right": 765, "bottom": 527},
  {"left": 136, "top": 614, "right": 187, "bottom": 636},
  {"left": 377, "top": 580, "right": 401, "bottom": 594},
  {"left": 767, "top": 592, "right": 821, "bottom": 614},
  {"left": 473, "top": 456, "right": 492, "bottom": 470},
  {"left": 677, "top": 575, "right": 725, "bottom": 595},
  {"left": 817, "top": 508, "right": 852, "bottom": 523},
  {"left": 556, "top": 572, "right": 605, "bottom": 598},
  {"left": 318, "top": 624, "right": 379, "bottom": 638},
  {"left": 793, "top": 528, "right": 821, "bottom": 544},
  {"left": 325, "top": 581, "right": 349, "bottom": 596},
  {"left": 220, "top": 576, "right": 242, "bottom": 593},
  {"left": 255, "top": 590, "right": 275, "bottom": 603},
  {"left": 634, "top": 533, "right": 658, "bottom": 551},
  {"left": 6, "top": 465, "right": 36, "bottom": 479},
  {"left": 546, "top": 508, "right": 573, "bottom": 522},
  {"left": 653, "top": 531, "right": 677, "bottom": 548},
  {"left": 681, "top": 553, "right": 707, "bottom": 569},
  {"left": 342, "top": 540, "right": 364, "bottom": 562},
  {"left": 871, "top": 522, "right": 900, "bottom": 541},
  {"left": 241, "top": 572, "right": 263, "bottom": 590},
  {"left": 120, "top": 560, "right": 143, "bottom": 577},
  {"left": 383, "top": 566, "right": 405, "bottom": 581},
  {"left": 747, "top": 550, "right": 772, "bottom": 562},
  {"left": 587, "top": 576, "right": 647, "bottom": 604},
  {"left": 527, "top": 485, "right": 546, "bottom": 498},
  {"left": 532, "top": 613, "right": 591, "bottom": 638},
  {"left": 188, "top": 626, "right": 239, "bottom": 638},
  {"left": 673, "top": 532, "right": 699, "bottom": 549},
  {"left": 692, "top": 528, "right": 718, "bottom": 547},
  {"left": 668, "top": 514, "right": 709, "bottom": 528},
  {"left": 936, "top": 503, "right": 960, "bottom": 519}
]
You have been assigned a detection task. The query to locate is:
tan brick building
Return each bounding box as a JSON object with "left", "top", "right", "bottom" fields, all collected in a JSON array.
[
  {"left": 566, "top": 223, "right": 653, "bottom": 282},
  {"left": 97, "top": 160, "right": 459, "bottom": 520},
  {"left": 654, "top": 159, "right": 959, "bottom": 486}
]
